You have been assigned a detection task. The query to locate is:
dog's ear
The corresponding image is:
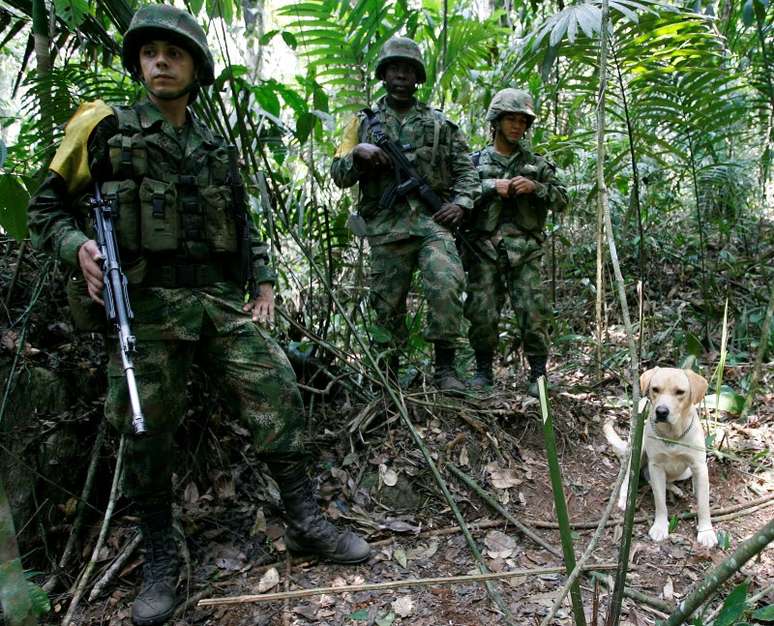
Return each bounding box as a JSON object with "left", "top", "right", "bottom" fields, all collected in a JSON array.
[
  {"left": 640, "top": 367, "right": 658, "bottom": 394},
  {"left": 684, "top": 369, "right": 709, "bottom": 404}
]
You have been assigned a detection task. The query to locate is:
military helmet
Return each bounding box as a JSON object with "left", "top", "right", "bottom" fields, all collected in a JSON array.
[
  {"left": 122, "top": 4, "right": 215, "bottom": 86},
  {"left": 486, "top": 88, "right": 536, "bottom": 125},
  {"left": 375, "top": 37, "right": 427, "bottom": 84}
]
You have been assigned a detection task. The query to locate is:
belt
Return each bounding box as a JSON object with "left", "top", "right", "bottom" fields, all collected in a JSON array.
[{"left": 142, "top": 264, "right": 226, "bottom": 288}]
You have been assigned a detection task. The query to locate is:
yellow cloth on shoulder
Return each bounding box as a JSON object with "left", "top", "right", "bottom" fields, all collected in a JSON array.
[
  {"left": 333, "top": 116, "right": 361, "bottom": 158},
  {"left": 49, "top": 100, "right": 114, "bottom": 194}
]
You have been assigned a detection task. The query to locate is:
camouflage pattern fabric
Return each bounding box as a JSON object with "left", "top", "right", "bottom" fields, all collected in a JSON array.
[
  {"left": 331, "top": 95, "right": 479, "bottom": 349},
  {"left": 27, "top": 99, "right": 304, "bottom": 505},
  {"left": 464, "top": 144, "right": 568, "bottom": 357},
  {"left": 370, "top": 233, "right": 464, "bottom": 348},
  {"left": 107, "top": 288, "right": 304, "bottom": 501}
]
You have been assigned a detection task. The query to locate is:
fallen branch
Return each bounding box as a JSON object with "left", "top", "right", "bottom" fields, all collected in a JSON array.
[
  {"left": 446, "top": 463, "right": 562, "bottom": 559},
  {"left": 44, "top": 416, "right": 108, "bottom": 593},
  {"left": 88, "top": 531, "right": 142, "bottom": 601},
  {"left": 522, "top": 492, "right": 774, "bottom": 529},
  {"left": 661, "top": 519, "right": 774, "bottom": 626},
  {"left": 197, "top": 562, "right": 620, "bottom": 607},
  {"left": 62, "top": 436, "right": 125, "bottom": 626}
]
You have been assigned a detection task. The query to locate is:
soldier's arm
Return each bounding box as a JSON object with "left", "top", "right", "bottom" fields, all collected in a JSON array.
[
  {"left": 28, "top": 103, "right": 116, "bottom": 266},
  {"left": 447, "top": 124, "right": 480, "bottom": 212},
  {"left": 330, "top": 116, "right": 363, "bottom": 189},
  {"left": 534, "top": 158, "right": 568, "bottom": 212},
  {"left": 247, "top": 219, "right": 277, "bottom": 286}
]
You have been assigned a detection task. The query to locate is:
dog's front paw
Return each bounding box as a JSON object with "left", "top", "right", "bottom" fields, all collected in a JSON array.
[
  {"left": 649, "top": 522, "right": 669, "bottom": 542},
  {"left": 696, "top": 528, "right": 717, "bottom": 548}
]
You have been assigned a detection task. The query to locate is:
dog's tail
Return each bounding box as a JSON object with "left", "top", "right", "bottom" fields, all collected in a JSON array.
[{"left": 603, "top": 421, "right": 628, "bottom": 458}]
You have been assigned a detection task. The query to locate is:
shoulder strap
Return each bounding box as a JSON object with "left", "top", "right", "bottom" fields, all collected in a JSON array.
[
  {"left": 111, "top": 106, "right": 142, "bottom": 179},
  {"left": 471, "top": 150, "right": 482, "bottom": 167}
]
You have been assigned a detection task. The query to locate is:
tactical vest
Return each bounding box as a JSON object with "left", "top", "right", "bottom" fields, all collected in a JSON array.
[
  {"left": 85, "top": 105, "right": 239, "bottom": 285},
  {"left": 356, "top": 104, "right": 454, "bottom": 216},
  {"left": 474, "top": 150, "right": 548, "bottom": 236}
]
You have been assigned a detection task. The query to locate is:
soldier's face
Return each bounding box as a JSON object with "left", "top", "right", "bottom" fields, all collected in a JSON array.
[
  {"left": 383, "top": 62, "right": 419, "bottom": 101},
  {"left": 139, "top": 40, "right": 196, "bottom": 98},
  {"left": 497, "top": 113, "right": 531, "bottom": 144}
]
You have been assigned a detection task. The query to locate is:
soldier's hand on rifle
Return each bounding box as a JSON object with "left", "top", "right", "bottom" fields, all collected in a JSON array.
[
  {"left": 495, "top": 179, "right": 512, "bottom": 198},
  {"left": 353, "top": 143, "right": 390, "bottom": 172},
  {"left": 508, "top": 176, "right": 537, "bottom": 196},
  {"left": 244, "top": 282, "right": 275, "bottom": 325},
  {"left": 78, "top": 239, "right": 105, "bottom": 305},
  {"left": 433, "top": 202, "right": 464, "bottom": 227}
]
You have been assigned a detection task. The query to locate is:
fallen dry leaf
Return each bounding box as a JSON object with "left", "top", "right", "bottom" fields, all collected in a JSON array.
[
  {"left": 379, "top": 463, "right": 399, "bottom": 487},
  {"left": 484, "top": 530, "right": 516, "bottom": 559},
  {"left": 662, "top": 576, "right": 674, "bottom": 601},
  {"left": 391, "top": 596, "right": 414, "bottom": 618},
  {"left": 486, "top": 463, "right": 522, "bottom": 490},
  {"left": 258, "top": 567, "right": 280, "bottom": 593}
]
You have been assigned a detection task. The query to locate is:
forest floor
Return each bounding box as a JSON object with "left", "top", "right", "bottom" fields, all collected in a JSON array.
[{"left": 46, "top": 340, "right": 773, "bottom": 626}]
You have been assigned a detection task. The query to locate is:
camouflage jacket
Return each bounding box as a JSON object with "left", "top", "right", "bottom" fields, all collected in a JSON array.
[
  {"left": 28, "top": 99, "right": 275, "bottom": 287},
  {"left": 471, "top": 143, "right": 567, "bottom": 241},
  {"left": 330, "top": 96, "right": 480, "bottom": 246}
]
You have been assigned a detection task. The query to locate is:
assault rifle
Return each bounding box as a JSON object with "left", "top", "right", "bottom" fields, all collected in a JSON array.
[
  {"left": 363, "top": 110, "right": 445, "bottom": 213},
  {"left": 226, "top": 145, "right": 256, "bottom": 298},
  {"left": 90, "top": 184, "right": 146, "bottom": 436}
]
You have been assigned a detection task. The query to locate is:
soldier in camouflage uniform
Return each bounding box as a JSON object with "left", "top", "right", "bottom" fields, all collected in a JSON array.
[
  {"left": 330, "top": 37, "right": 480, "bottom": 392},
  {"left": 464, "top": 88, "right": 568, "bottom": 397},
  {"left": 27, "top": 6, "right": 368, "bottom": 625}
]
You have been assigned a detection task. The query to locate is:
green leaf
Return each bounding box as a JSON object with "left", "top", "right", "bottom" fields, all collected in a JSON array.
[
  {"left": 295, "top": 111, "right": 318, "bottom": 144},
  {"left": 703, "top": 387, "right": 745, "bottom": 416},
  {"left": 189, "top": 0, "right": 204, "bottom": 16},
  {"left": 742, "top": 0, "right": 755, "bottom": 26},
  {"left": 53, "top": 0, "right": 89, "bottom": 28},
  {"left": 259, "top": 29, "right": 279, "bottom": 45},
  {"left": 714, "top": 582, "right": 748, "bottom": 626},
  {"left": 369, "top": 325, "right": 392, "bottom": 344},
  {"left": 281, "top": 31, "right": 298, "bottom": 49},
  {"left": 752, "top": 605, "right": 774, "bottom": 621},
  {"left": 0, "top": 174, "right": 29, "bottom": 241},
  {"left": 349, "top": 608, "right": 369, "bottom": 621},
  {"left": 27, "top": 580, "right": 51, "bottom": 615}
]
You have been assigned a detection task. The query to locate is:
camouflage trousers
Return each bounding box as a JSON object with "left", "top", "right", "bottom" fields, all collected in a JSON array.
[
  {"left": 105, "top": 284, "right": 305, "bottom": 505},
  {"left": 369, "top": 232, "right": 464, "bottom": 349},
  {"left": 463, "top": 234, "right": 551, "bottom": 357}
]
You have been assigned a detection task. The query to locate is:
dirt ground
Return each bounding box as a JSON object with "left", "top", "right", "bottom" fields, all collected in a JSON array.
[{"left": 49, "top": 342, "right": 773, "bottom": 626}]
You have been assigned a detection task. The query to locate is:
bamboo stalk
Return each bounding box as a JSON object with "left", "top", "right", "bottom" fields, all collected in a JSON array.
[
  {"left": 538, "top": 377, "right": 587, "bottom": 626},
  {"left": 540, "top": 411, "right": 633, "bottom": 626},
  {"left": 197, "top": 563, "right": 620, "bottom": 607},
  {"left": 661, "top": 520, "right": 774, "bottom": 626}
]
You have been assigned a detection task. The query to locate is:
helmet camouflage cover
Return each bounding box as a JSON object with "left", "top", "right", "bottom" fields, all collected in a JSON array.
[
  {"left": 122, "top": 4, "right": 215, "bottom": 86},
  {"left": 486, "top": 88, "right": 536, "bottom": 124},
  {"left": 375, "top": 36, "right": 427, "bottom": 83}
]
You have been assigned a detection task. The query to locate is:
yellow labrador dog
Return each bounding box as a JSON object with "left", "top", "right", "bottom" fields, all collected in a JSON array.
[{"left": 604, "top": 367, "right": 717, "bottom": 548}]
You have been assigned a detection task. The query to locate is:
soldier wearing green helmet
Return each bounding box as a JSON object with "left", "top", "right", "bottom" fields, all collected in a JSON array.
[
  {"left": 27, "top": 5, "right": 369, "bottom": 625},
  {"left": 331, "top": 36, "right": 480, "bottom": 393},
  {"left": 462, "top": 88, "right": 568, "bottom": 396}
]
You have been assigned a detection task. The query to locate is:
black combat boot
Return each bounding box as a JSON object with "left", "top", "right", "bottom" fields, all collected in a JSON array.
[
  {"left": 527, "top": 354, "right": 548, "bottom": 398},
  {"left": 433, "top": 345, "right": 467, "bottom": 394},
  {"left": 132, "top": 505, "right": 179, "bottom": 626},
  {"left": 267, "top": 457, "right": 370, "bottom": 564},
  {"left": 469, "top": 350, "right": 494, "bottom": 388}
]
